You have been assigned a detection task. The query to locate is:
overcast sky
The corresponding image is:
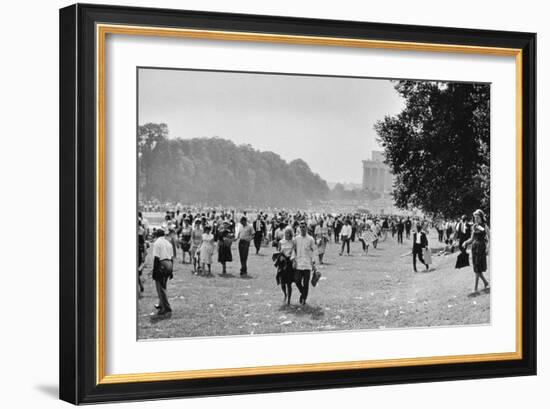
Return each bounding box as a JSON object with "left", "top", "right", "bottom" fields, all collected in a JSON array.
[{"left": 138, "top": 68, "right": 405, "bottom": 184}]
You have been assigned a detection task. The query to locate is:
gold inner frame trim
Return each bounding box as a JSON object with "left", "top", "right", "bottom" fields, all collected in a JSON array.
[{"left": 96, "top": 23, "right": 523, "bottom": 385}]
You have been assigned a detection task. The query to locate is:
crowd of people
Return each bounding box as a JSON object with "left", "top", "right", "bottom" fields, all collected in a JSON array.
[{"left": 138, "top": 205, "right": 490, "bottom": 317}]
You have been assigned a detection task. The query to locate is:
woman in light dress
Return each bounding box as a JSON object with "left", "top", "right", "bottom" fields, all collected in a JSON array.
[
  {"left": 199, "top": 224, "right": 215, "bottom": 276},
  {"left": 314, "top": 219, "right": 329, "bottom": 264}
]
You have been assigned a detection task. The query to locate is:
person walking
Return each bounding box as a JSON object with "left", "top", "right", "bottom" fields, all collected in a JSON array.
[
  {"left": 293, "top": 221, "right": 317, "bottom": 305},
  {"left": 334, "top": 217, "right": 342, "bottom": 244},
  {"left": 236, "top": 216, "right": 254, "bottom": 276},
  {"left": 253, "top": 214, "right": 265, "bottom": 255},
  {"left": 359, "top": 223, "right": 377, "bottom": 255},
  {"left": 456, "top": 214, "right": 472, "bottom": 252},
  {"left": 397, "top": 218, "right": 404, "bottom": 244},
  {"left": 372, "top": 220, "right": 381, "bottom": 249},
  {"left": 339, "top": 219, "right": 352, "bottom": 256},
  {"left": 436, "top": 219, "right": 445, "bottom": 243},
  {"left": 179, "top": 218, "right": 192, "bottom": 263},
  {"left": 199, "top": 225, "right": 215, "bottom": 276},
  {"left": 463, "top": 209, "right": 490, "bottom": 293},
  {"left": 151, "top": 229, "right": 174, "bottom": 317},
  {"left": 314, "top": 219, "right": 329, "bottom": 264},
  {"left": 405, "top": 217, "right": 412, "bottom": 239},
  {"left": 381, "top": 218, "right": 389, "bottom": 241},
  {"left": 412, "top": 223, "right": 429, "bottom": 272},
  {"left": 445, "top": 220, "right": 454, "bottom": 244},
  {"left": 276, "top": 227, "right": 295, "bottom": 285},
  {"left": 190, "top": 219, "right": 203, "bottom": 274},
  {"left": 217, "top": 223, "right": 233, "bottom": 275}
]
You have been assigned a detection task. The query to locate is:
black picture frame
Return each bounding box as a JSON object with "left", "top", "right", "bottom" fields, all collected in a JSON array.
[{"left": 59, "top": 3, "right": 536, "bottom": 404}]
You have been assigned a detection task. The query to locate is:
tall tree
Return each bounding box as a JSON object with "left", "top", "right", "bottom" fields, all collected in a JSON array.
[
  {"left": 375, "top": 80, "right": 490, "bottom": 218},
  {"left": 138, "top": 123, "right": 169, "bottom": 199}
]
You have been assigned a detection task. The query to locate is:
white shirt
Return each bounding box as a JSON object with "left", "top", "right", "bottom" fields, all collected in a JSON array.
[
  {"left": 415, "top": 232, "right": 422, "bottom": 244},
  {"left": 152, "top": 236, "right": 173, "bottom": 261},
  {"left": 294, "top": 234, "right": 316, "bottom": 270},
  {"left": 340, "top": 224, "right": 352, "bottom": 237}
]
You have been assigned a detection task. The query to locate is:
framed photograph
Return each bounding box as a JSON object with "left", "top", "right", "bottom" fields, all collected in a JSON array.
[{"left": 59, "top": 3, "right": 536, "bottom": 404}]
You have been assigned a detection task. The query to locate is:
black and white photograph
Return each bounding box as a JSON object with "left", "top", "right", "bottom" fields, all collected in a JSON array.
[{"left": 136, "top": 68, "right": 491, "bottom": 339}]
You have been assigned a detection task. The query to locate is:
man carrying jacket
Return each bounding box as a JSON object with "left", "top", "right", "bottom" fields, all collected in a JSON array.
[{"left": 412, "top": 223, "right": 429, "bottom": 272}]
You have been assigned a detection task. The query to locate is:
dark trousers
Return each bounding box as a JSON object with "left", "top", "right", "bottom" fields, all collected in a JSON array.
[
  {"left": 154, "top": 277, "right": 172, "bottom": 314},
  {"left": 397, "top": 231, "right": 403, "bottom": 244},
  {"left": 340, "top": 236, "right": 350, "bottom": 254},
  {"left": 238, "top": 239, "right": 250, "bottom": 274},
  {"left": 458, "top": 236, "right": 467, "bottom": 252},
  {"left": 445, "top": 229, "right": 452, "bottom": 243},
  {"left": 295, "top": 269, "right": 311, "bottom": 302},
  {"left": 437, "top": 229, "right": 444, "bottom": 242},
  {"left": 405, "top": 228, "right": 411, "bottom": 239},
  {"left": 412, "top": 244, "right": 427, "bottom": 272},
  {"left": 253, "top": 232, "right": 263, "bottom": 253}
]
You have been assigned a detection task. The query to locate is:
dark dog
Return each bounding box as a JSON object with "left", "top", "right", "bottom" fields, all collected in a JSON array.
[{"left": 272, "top": 252, "right": 296, "bottom": 304}]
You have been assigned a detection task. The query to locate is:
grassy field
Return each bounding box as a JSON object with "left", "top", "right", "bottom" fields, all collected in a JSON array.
[{"left": 137, "top": 231, "right": 490, "bottom": 339}]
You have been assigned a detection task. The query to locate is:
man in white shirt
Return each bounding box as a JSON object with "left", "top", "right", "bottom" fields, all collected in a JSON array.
[
  {"left": 293, "top": 221, "right": 317, "bottom": 304},
  {"left": 152, "top": 229, "right": 174, "bottom": 316},
  {"left": 339, "top": 219, "right": 352, "bottom": 256},
  {"left": 236, "top": 216, "right": 255, "bottom": 276}
]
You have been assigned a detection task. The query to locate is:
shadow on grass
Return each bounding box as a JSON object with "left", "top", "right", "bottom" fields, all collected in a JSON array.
[
  {"left": 218, "top": 273, "right": 237, "bottom": 278},
  {"left": 467, "top": 288, "right": 490, "bottom": 298},
  {"left": 279, "top": 303, "right": 325, "bottom": 320},
  {"left": 149, "top": 312, "right": 172, "bottom": 323}
]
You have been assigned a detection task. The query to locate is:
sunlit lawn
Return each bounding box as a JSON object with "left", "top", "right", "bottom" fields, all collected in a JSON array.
[{"left": 137, "top": 231, "right": 490, "bottom": 339}]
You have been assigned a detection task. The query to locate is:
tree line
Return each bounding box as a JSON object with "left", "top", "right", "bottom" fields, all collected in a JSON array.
[{"left": 138, "top": 124, "right": 330, "bottom": 207}]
